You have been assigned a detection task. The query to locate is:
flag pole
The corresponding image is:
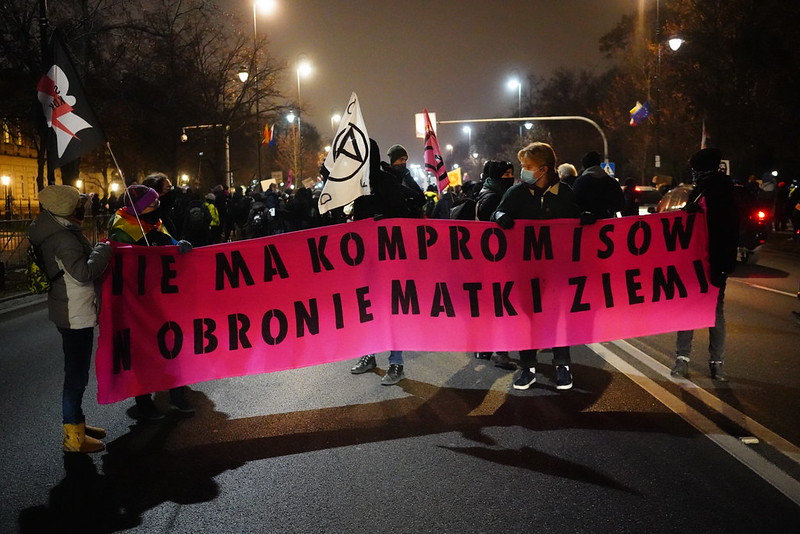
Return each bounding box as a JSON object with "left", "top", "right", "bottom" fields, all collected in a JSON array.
[{"left": 106, "top": 142, "right": 150, "bottom": 246}]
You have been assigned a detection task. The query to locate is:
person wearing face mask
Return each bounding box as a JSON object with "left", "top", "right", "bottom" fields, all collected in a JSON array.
[
  {"left": 669, "top": 148, "right": 739, "bottom": 381},
  {"left": 29, "top": 185, "right": 112, "bottom": 452},
  {"left": 474, "top": 160, "right": 518, "bottom": 370},
  {"left": 108, "top": 184, "right": 194, "bottom": 419},
  {"left": 492, "top": 142, "right": 582, "bottom": 391}
]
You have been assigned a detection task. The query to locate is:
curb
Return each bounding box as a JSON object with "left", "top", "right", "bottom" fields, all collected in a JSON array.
[{"left": 0, "top": 292, "right": 47, "bottom": 317}]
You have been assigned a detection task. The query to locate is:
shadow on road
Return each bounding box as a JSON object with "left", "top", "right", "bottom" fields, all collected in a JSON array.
[{"left": 19, "top": 361, "right": 698, "bottom": 531}]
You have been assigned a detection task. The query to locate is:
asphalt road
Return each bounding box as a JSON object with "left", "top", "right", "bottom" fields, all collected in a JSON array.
[{"left": 1, "top": 236, "right": 799, "bottom": 533}]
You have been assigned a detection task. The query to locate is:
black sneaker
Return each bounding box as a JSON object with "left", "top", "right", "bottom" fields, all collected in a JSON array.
[
  {"left": 671, "top": 357, "right": 690, "bottom": 378},
  {"left": 134, "top": 396, "right": 164, "bottom": 421},
  {"left": 169, "top": 388, "right": 196, "bottom": 415},
  {"left": 381, "top": 364, "right": 405, "bottom": 385},
  {"left": 555, "top": 365, "right": 573, "bottom": 390},
  {"left": 709, "top": 360, "right": 728, "bottom": 382},
  {"left": 512, "top": 368, "right": 536, "bottom": 390},
  {"left": 350, "top": 355, "right": 377, "bottom": 374}
]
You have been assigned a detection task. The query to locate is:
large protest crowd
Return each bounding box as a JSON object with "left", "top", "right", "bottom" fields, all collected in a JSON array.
[{"left": 29, "top": 136, "right": 748, "bottom": 454}]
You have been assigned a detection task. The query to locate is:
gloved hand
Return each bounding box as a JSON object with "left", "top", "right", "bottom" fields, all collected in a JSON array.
[
  {"left": 579, "top": 211, "right": 597, "bottom": 225},
  {"left": 177, "top": 240, "right": 193, "bottom": 254},
  {"left": 683, "top": 201, "right": 703, "bottom": 213},
  {"left": 710, "top": 271, "right": 727, "bottom": 288},
  {"left": 495, "top": 212, "right": 514, "bottom": 229}
]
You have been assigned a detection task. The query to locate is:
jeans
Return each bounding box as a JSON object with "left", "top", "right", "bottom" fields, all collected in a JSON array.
[
  {"left": 676, "top": 282, "right": 726, "bottom": 360},
  {"left": 388, "top": 350, "right": 404, "bottom": 366},
  {"left": 58, "top": 327, "right": 95, "bottom": 425},
  {"left": 519, "top": 346, "right": 571, "bottom": 368}
]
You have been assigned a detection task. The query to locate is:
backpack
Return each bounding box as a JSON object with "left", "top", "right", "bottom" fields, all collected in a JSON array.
[
  {"left": 25, "top": 238, "right": 64, "bottom": 294},
  {"left": 184, "top": 201, "right": 211, "bottom": 232},
  {"left": 450, "top": 198, "right": 477, "bottom": 220}
]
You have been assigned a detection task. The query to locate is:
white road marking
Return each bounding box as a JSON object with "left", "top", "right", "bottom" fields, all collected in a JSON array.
[
  {"left": 589, "top": 341, "right": 800, "bottom": 507},
  {"left": 728, "top": 278, "right": 797, "bottom": 298}
]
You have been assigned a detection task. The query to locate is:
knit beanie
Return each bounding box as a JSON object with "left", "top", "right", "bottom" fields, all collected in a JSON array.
[
  {"left": 482, "top": 160, "right": 514, "bottom": 181},
  {"left": 39, "top": 184, "right": 80, "bottom": 217},
  {"left": 124, "top": 184, "right": 159, "bottom": 213},
  {"left": 689, "top": 148, "right": 722, "bottom": 172},
  {"left": 387, "top": 144, "right": 408, "bottom": 164}
]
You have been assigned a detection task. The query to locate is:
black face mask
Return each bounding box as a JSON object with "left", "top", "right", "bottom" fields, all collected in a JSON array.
[{"left": 140, "top": 211, "right": 161, "bottom": 225}]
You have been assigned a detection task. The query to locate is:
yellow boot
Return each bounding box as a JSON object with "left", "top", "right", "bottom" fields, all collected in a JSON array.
[
  {"left": 63, "top": 423, "right": 105, "bottom": 453},
  {"left": 83, "top": 423, "right": 107, "bottom": 440}
]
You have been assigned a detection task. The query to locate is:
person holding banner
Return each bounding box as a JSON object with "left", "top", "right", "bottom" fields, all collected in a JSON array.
[
  {"left": 670, "top": 148, "right": 739, "bottom": 381},
  {"left": 108, "top": 184, "right": 195, "bottom": 418},
  {"left": 492, "top": 142, "right": 582, "bottom": 390},
  {"left": 474, "top": 160, "right": 517, "bottom": 370},
  {"left": 29, "top": 185, "right": 112, "bottom": 453},
  {"left": 349, "top": 141, "right": 424, "bottom": 385}
]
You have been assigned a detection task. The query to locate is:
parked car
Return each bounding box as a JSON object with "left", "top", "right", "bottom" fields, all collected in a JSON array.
[
  {"left": 624, "top": 185, "right": 663, "bottom": 215},
  {"left": 658, "top": 183, "right": 769, "bottom": 264},
  {"left": 656, "top": 184, "right": 692, "bottom": 213}
]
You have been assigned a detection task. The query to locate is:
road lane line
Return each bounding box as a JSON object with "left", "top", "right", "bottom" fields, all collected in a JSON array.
[
  {"left": 728, "top": 278, "right": 797, "bottom": 298},
  {"left": 609, "top": 339, "right": 800, "bottom": 466},
  {"left": 589, "top": 342, "right": 800, "bottom": 507}
]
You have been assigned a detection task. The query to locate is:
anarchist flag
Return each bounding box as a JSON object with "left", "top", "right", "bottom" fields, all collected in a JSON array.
[
  {"left": 422, "top": 109, "right": 449, "bottom": 194},
  {"left": 318, "top": 92, "right": 371, "bottom": 214},
  {"left": 36, "top": 32, "right": 106, "bottom": 168}
]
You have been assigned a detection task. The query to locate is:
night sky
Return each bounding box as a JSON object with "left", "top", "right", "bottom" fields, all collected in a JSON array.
[{"left": 252, "top": 0, "right": 635, "bottom": 168}]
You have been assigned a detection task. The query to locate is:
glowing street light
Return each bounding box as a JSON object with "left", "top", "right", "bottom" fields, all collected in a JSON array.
[
  {"left": 330, "top": 111, "right": 341, "bottom": 132},
  {"left": 286, "top": 111, "right": 296, "bottom": 124},
  {"left": 237, "top": 67, "right": 249, "bottom": 83},
  {"left": 668, "top": 36, "right": 684, "bottom": 51},
  {"left": 462, "top": 125, "right": 472, "bottom": 150}
]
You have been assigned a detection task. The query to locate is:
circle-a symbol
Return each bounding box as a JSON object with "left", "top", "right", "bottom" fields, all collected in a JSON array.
[{"left": 327, "top": 122, "right": 368, "bottom": 182}]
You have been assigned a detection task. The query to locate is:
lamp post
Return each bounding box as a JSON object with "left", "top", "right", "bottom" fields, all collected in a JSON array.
[
  {"left": 181, "top": 124, "right": 231, "bottom": 188},
  {"left": 251, "top": 0, "right": 278, "bottom": 182},
  {"left": 507, "top": 69, "right": 522, "bottom": 139},
  {"left": 1, "top": 175, "right": 10, "bottom": 219},
  {"left": 462, "top": 125, "right": 472, "bottom": 152},
  {"left": 295, "top": 54, "right": 312, "bottom": 182},
  {"left": 330, "top": 111, "right": 341, "bottom": 133}
]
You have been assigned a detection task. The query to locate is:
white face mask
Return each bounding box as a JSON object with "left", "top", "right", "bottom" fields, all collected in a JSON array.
[{"left": 520, "top": 168, "right": 536, "bottom": 184}]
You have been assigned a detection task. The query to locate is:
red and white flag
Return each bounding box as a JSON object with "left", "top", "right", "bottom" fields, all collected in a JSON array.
[
  {"left": 422, "top": 109, "right": 449, "bottom": 194},
  {"left": 36, "top": 32, "right": 105, "bottom": 168}
]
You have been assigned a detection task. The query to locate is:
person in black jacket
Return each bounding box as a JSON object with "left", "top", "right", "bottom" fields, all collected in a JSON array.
[
  {"left": 473, "top": 160, "right": 517, "bottom": 370},
  {"left": 349, "top": 141, "right": 424, "bottom": 385},
  {"left": 573, "top": 151, "right": 624, "bottom": 219},
  {"left": 492, "top": 142, "right": 582, "bottom": 391},
  {"left": 670, "top": 148, "right": 739, "bottom": 381}
]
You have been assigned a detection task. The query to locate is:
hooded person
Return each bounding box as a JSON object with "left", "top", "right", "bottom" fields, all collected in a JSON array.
[
  {"left": 670, "top": 147, "right": 739, "bottom": 381},
  {"left": 476, "top": 160, "right": 514, "bottom": 222},
  {"left": 28, "top": 184, "right": 112, "bottom": 453}
]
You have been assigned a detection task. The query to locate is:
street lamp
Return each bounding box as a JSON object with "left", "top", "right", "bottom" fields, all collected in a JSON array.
[
  {"left": 462, "top": 125, "right": 472, "bottom": 151},
  {"left": 295, "top": 53, "right": 312, "bottom": 181},
  {"left": 237, "top": 67, "right": 249, "bottom": 83},
  {"left": 1, "top": 175, "right": 10, "bottom": 219},
  {"left": 507, "top": 69, "right": 522, "bottom": 138},
  {"left": 251, "top": 0, "right": 278, "bottom": 182},
  {"left": 330, "top": 111, "right": 341, "bottom": 132},
  {"left": 668, "top": 36, "right": 684, "bottom": 51}
]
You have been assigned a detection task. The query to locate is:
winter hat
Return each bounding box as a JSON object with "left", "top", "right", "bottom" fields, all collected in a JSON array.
[
  {"left": 387, "top": 144, "right": 408, "bottom": 164},
  {"left": 581, "top": 151, "right": 603, "bottom": 168},
  {"left": 39, "top": 184, "right": 80, "bottom": 217},
  {"left": 689, "top": 148, "right": 722, "bottom": 172},
  {"left": 482, "top": 160, "right": 514, "bottom": 181},
  {"left": 205, "top": 193, "right": 217, "bottom": 201},
  {"left": 124, "top": 184, "right": 159, "bottom": 213}
]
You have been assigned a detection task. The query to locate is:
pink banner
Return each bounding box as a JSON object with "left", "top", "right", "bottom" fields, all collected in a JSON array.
[{"left": 96, "top": 211, "right": 716, "bottom": 403}]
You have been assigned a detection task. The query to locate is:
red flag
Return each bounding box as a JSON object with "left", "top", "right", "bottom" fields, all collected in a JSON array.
[
  {"left": 422, "top": 109, "right": 449, "bottom": 194},
  {"left": 36, "top": 32, "right": 105, "bottom": 168}
]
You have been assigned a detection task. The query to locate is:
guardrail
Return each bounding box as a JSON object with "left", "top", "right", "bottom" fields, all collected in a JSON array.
[{"left": 0, "top": 216, "right": 109, "bottom": 269}]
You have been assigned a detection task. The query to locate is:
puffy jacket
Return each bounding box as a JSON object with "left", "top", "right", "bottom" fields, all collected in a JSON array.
[{"left": 28, "top": 211, "right": 111, "bottom": 329}]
